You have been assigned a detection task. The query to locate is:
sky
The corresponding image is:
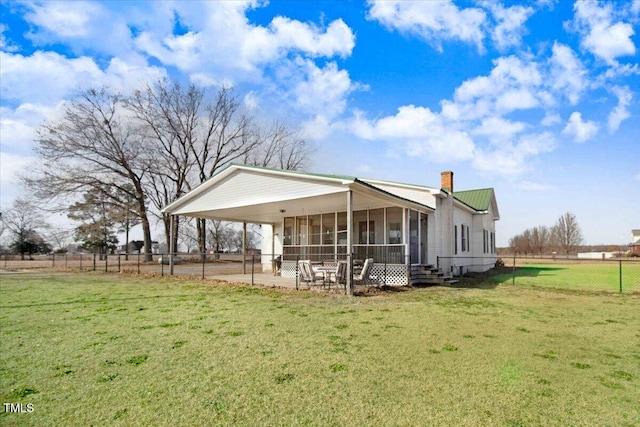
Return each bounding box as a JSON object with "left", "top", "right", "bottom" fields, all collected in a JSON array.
[{"left": 1, "top": 0, "right": 639, "bottom": 247}]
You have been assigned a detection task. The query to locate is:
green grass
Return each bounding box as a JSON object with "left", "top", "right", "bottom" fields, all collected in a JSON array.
[
  {"left": 492, "top": 261, "right": 640, "bottom": 292},
  {"left": 1, "top": 271, "right": 639, "bottom": 426}
]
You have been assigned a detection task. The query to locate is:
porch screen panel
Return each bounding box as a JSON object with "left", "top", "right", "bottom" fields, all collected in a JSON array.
[
  {"left": 409, "top": 209, "right": 419, "bottom": 264},
  {"left": 296, "top": 217, "right": 308, "bottom": 245},
  {"left": 369, "top": 208, "right": 384, "bottom": 244},
  {"left": 309, "top": 215, "right": 321, "bottom": 245},
  {"left": 322, "top": 214, "right": 334, "bottom": 245},
  {"left": 354, "top": 210, "right": 367, "bottom": 244},
  {"left": 337, "top": 212, "right": 348, "bottom": 245},
  {"left": 386, "top": 207, "right": 403, "bottom": 244},
  {"left": 283, "top": 217, "right": 294, "bottom": 246}
]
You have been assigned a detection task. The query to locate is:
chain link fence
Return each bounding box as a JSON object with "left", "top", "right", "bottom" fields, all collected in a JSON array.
[
  {"left": 4, "top": 253, "right": 638, "bottom": 293},
  {"left": 436, "top": 255, "right": 639, "bottom": 293}
]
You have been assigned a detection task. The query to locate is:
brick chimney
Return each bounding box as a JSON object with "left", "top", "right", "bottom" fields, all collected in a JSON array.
[{"left": 441, "top": 171, "right": 454, "bottom": 193}]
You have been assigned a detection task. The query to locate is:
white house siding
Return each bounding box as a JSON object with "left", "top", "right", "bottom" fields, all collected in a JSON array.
[
  {"left": 452, "top": 205, "right": 474, "bottom": 274},
  {"left": 261, "top": 224, "right": 286, "bottom": 272},
  {"left": 170, "top": 170, "right": 347, "bottom": 216},
  {"left": 427, "top": 213, "right": 437, "bottom": 267},
  {"left": 435, "top": 195, "right": 455, "bottom": 273}
]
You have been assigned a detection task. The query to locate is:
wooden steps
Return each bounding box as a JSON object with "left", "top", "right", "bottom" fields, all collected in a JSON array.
[{"left": 409, "top": 264, "right": 459, "bottom": 286}]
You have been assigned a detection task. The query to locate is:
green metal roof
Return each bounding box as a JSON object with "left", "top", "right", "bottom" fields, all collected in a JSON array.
[{"left": 454, "top": 188, "right": 494, "bottom": 211}]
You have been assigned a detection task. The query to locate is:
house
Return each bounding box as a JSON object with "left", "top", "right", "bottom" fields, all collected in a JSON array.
[
  {"left": 630, "top": 229, "right": 640, "bottom": 255},
  {"left": 162, "top": 164, "right": 499, "bottom": 291}
]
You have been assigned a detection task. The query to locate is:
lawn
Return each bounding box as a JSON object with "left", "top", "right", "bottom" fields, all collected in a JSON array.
[
  {"left": 492, "top": 260, "right": 640, "bottom": 292},
  {"left": 1, "top": 271, "right": 639, "bottom": 426}
]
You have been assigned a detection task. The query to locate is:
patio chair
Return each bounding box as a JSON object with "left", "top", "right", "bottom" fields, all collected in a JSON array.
[
  {"left": 327, "top": 261, "right": 347, "bottom": 290},
  {"left": 354, "top": 258, "right": 375, "bottom": 286},
  {"left": 298, "top": 260, "right": 325, "bottom": 286}
]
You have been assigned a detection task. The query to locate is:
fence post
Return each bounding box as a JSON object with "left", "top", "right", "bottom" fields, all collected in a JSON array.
[
  {"left": 105, "top": 253, "right": 108, "bottom": 272},
  {"left": 202, "top": 252, "right": 205, "bottom": 280},
  {"left": 137, "top": 252, "right": 140, "bottom": 275},
  {"left": 93, "top": 253, "right": 96, "bottom": 271},
  {"left": 512, "top": 255, "right": 516, "bottom": 286},
  {"left": 295, "top": 255, "right": 299, "bottom": 290},
  {"left": 161, "top": 255, "right": 164, "bottom": 277},
  {"left": 619, "top": 260, "right": 622, "bottom": 293},
  {"left": 251, "top": 254, "right": 255, "bottom": 286},
  {"left": 118, "top": 254, "right": 121, "bottom": 273}
]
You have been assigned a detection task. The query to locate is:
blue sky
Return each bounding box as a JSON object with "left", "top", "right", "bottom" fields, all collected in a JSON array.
[{"left": 1, "top": 0, "right": 639, "bottom": 247}]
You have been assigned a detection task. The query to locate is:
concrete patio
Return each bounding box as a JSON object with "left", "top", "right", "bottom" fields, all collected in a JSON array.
[{"left": 206, "top": 272, "right": 348, "bottom": 292}]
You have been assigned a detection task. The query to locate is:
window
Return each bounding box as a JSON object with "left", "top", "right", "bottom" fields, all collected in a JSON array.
[
  {"left": 454, "top": 225, "right": 458, "bottom": 255},
  {"left": 466, "top": 225, "right": 470, "bottom": 252},
  {"left": 483, "top": 229, "right": 488, "bottom": 254},
  {"left": 461, "top": 225, "right": 467, "bottom": 252}
]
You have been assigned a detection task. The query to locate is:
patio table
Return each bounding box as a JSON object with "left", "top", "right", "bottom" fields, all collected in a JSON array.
[{"left": 314, "top": 265, "right": 336, "bottom": 287}]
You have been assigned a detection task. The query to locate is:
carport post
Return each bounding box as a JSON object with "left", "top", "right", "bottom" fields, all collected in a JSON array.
[
  {"left": 169, "top": 215, "right": 175, "bottom": 275},
  {"left": 242, "top": 222, "right": 247, "bottom": 274},
  {"left": 346, "top": 190, "right": 353, "bottom": 296}
]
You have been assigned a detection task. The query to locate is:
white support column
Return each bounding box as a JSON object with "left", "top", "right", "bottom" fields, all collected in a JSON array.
[
  {"left": 242, "top": 222, "right": 247, "bottom": 274},
  {"left": 169, "top": 215, "right": 175, "bottom": 275},
  {"left": 346, "top": 190, "right": 353, "bottom": 295}
]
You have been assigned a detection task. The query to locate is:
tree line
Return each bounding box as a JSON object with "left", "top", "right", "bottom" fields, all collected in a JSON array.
[
  {"left": 2, "top": 80, "right": 311, "bottom": 260},
  {"left": 508, "top": 212, "right": 584, "bottom": 257}
]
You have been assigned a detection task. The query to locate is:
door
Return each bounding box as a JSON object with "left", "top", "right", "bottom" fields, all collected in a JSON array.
[{"left": 420, "top": 214, "right": 428, "bottom": 264}]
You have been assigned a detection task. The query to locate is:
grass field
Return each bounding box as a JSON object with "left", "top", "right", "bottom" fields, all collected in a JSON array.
[
  {"left": 492, "top": 260, "right": 640, "bottom": 292},
  {"left": 1, "top": 271, "right": 639, "bottom": 426}
]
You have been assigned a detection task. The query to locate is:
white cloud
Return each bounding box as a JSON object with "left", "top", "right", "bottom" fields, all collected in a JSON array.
[
  {"left": 451, "top": 56, "right": 545, "bottom": 119},
  {"left": 0, "top": 152, "right": 33, "bottom": 209},
  {"left": 548, "top": 42, "right": 587, "bottom": 105},
  {"left": 348, "top": 105, "right": 475, "bottom": 162},
  {"left": 487, "top": 2, "right": 535, "bottom": 51},
  {"left": 134, "top": 2, "right": 355, "bottom": 82},
  {"left": 0, "top": 51, "right": 102, "bottom": 104},
  {"left": 366, "top": 0, "right": 486, "bottom": 52},
  {"left": 24, "top": 1, "right": 99, "bottom": 38},
  {"left": 290, "top": 60, "right": 354, "bottom": 118},
  {"left": 562, "top": 112, "right": 599, "bottom": 143},
  {"left": 0, "top": 103, "right": 64, "bottom": 154},
  {"left": 607, "top": 86, "right": 632, "bottom": 132},
  {"left": 473, "top": 132, "right": 556, "bottom": 175},
  {"left": 0, "top": 51, "right": 167, "bottom": 106},
  {"left": 541, "top": 112, "right": 562, "bottom": 126},
  {"left": 473, "top": 116, "right": 526, "bottom": 142},
  {"left": 518, "top": 180, "right": 556, "bottom": 191},
  {"left": 571, "top": 0, "right": 636, "bottom": 65}
]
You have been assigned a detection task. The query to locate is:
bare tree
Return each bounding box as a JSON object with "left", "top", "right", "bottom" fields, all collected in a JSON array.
[
  {"left": 127, "top": 80, "right": 197, "bottom": 254},
  {"left": 129, "top": 82, "right": 258, "bottom": 253},
  {"left": 3, "top": 199, "right": 50, "bottom": 259},
  {"left": 23, "top": 88, "right": 154, "bottom": 260},
  {"left": 531, "top": 225, "right": 550, "bottom": 256},
  {"left": 244, "top": 121, "right": 312, "bottom": 170},
  {"left": 552, "top": 212, "right": 583, "bottom": 256},
  {"left": 47, "top": 227, "right": 75, "bottom": 253}
]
